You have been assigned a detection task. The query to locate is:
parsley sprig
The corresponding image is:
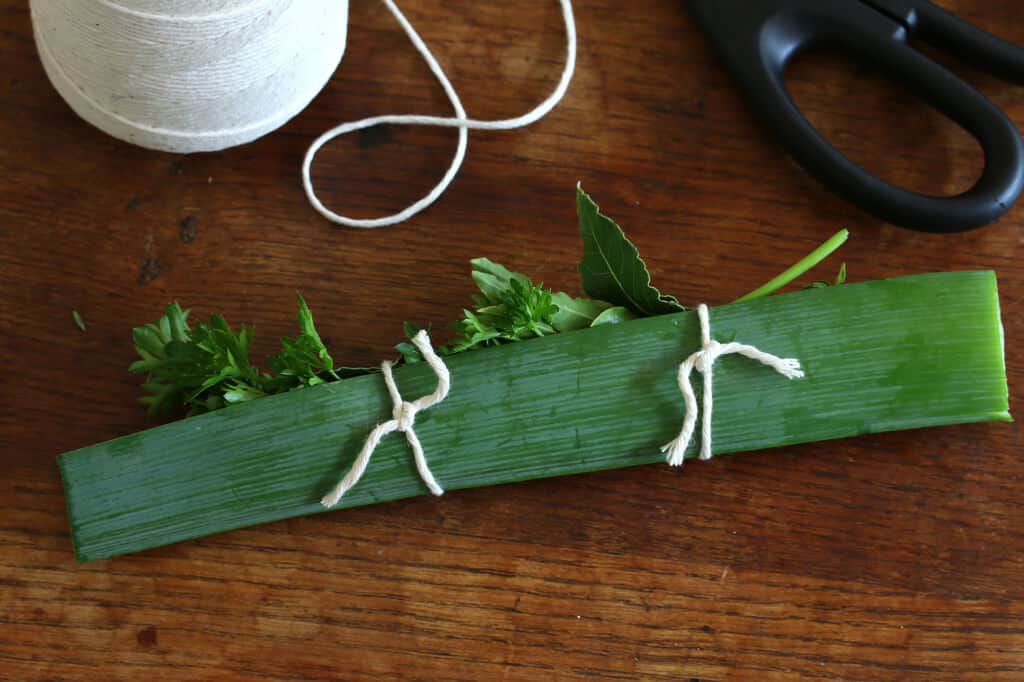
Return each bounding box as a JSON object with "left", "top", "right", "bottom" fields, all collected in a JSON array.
[
  {"left": 448, "top": 259, "right": 559, "bottom": 353},
  {"left": 397, "top": 258, "right": 611, "bottom": 364},
  {"left": 130, "top": 294, "right": 337, "bottom": 418}
]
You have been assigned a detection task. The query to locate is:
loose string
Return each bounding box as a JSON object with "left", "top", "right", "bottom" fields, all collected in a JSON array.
[
  {"left": 321, "top": 330, "right": 450, "bottom": 508},
  {"left": 303, "top": 0, "right": 577, "bottom": 228},
  {"left": 661, "top": 305, "right": 805, "bottom": 465}
]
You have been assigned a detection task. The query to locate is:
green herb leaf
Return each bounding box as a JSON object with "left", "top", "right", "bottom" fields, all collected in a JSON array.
[
  {"left": 590, "top": 306, "right": 637, "bottom": 326},
  {"left": 471, "top": 258, "right": 530, "bottom": 304},
  {"left": 395, "top": 342, "right": 422, "bottom": 363},
  {"left": 576, "top": 185, "right": 685, "bottom": 316},
  {"left": 550, "top": 292, "right": 613, "bottom": 332},
  {"left": 130, "top": 303, "right": 201, "bottom": 417},
  {"left": 403, "top": 321, "right": 423, "bottom": 338},
  {"left": 396, "top": 322, "right": 426, "bottom": 363},
  {"left": 806, "top": 263, "right": 849, "bottom": 291},
  {"left": 295, "top": 293, "right": 333, "bottom": 371},
  {"left": 72, "top": 310, "right": 86, "bottom": 332},
  {"left": 447, "top": 264, "right": 562, "bottom": 354},
  {"left": 505, "top": 279, "right": 558, "bottom": 337},
  {"left": 265, "top": 293, "right": 337, "bottom": 390}
]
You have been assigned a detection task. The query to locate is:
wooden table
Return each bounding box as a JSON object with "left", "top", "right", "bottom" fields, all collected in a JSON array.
[{"left": 2, "top": 1, "right": 1022, "bottom": 679}]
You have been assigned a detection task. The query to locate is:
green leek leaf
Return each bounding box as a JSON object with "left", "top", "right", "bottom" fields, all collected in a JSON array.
[{"left": 60, "top": 271, "right": 1010, "bottom": 562}]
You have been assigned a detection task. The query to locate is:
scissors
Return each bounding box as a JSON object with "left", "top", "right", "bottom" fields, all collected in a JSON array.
[{"left": 687, "top": 0, "right": 1024, "bottom": 233}]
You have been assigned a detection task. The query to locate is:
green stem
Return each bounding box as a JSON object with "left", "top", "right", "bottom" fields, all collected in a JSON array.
[{"left": 733, "top": 229, "right": 850, "bottom": 304}]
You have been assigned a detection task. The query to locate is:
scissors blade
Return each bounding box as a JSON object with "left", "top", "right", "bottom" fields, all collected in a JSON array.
[
  {"left": 686, "top": 0, "right": 907, "bottom": 67},
  {"left": 860, "top": 0, "right": 1024, "bottom": 83},
  {"left": 859, "top": 0, "right": 915, "bottom": 27}
]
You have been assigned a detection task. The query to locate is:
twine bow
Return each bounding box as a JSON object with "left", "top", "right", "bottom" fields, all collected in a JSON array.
[
  {"left": 321, "top": 330, "right": 450, "bottom": 508},
  {"left": 661, "top": 304, "right": 804, "bottom": 465}
]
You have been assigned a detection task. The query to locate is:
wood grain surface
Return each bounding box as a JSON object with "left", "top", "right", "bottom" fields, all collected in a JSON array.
[{"left": 1, "top": 0, "right": 1022, "bottom": 679}]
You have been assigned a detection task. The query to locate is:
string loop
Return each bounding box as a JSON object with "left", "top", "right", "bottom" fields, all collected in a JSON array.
[{"left": 302, "top": 0, "right": 577, "bottom": 228}]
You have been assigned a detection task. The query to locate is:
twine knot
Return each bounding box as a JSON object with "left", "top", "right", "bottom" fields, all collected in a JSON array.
[
  {"left": 391, "top": 400, "right": 418, "bottom": 431},
  {"left": 321, "top": 330, "right": 450, "bottom": 508},
  {"left": 661, "top": 304, "right": 804, "bottom": 466},
  {"left": 694, "top": 340, "right": 722, "bottom": 374}
]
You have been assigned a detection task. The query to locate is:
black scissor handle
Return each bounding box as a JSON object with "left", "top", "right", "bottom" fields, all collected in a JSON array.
[{"left": 688, "top": 0, "right": 1024, "bottom": 232}]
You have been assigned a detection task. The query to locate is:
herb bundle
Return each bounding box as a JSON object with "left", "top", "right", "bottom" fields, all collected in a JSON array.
[
  {"left": 59, "top": 188, "right": 1009, "bottom": 562},
  {"left": 130, "top": 187, "right": 847, "bottom": 419}
]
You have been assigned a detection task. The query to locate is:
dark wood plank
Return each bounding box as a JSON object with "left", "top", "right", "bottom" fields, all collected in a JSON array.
[{"left": 1, "top": 0, "right": 1022, "bottom": 679}]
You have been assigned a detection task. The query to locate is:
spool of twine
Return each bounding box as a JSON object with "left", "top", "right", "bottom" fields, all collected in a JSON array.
[{"left": 30, "top": 0, "right": 349, "bottom": 153}]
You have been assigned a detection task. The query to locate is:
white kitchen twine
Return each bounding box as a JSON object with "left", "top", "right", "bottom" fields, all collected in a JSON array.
[
  {"left": 321, "top": 330, "right": 449, "bottom": 508},
  {"left": 30, "top": 0, "right": 576, "bottom": 228},
  {"left": 661, "top": 305, "right": 805, "bottom": 466},
  {"left": 303, "top": 0, "right": 577, "bottom": 227}
]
